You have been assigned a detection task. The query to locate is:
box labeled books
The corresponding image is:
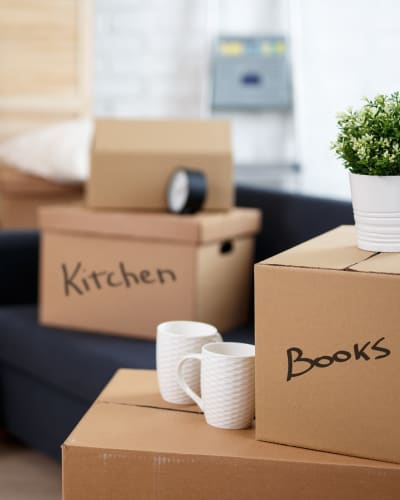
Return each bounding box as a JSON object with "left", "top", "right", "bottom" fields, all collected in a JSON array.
[{"left": 255, "top": 225, "right": 400, "bottom": 463}]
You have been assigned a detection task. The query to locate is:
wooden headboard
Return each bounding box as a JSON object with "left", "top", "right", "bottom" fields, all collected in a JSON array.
[{"left": 0, "top": 0, "right": 92, "bottom": 141}]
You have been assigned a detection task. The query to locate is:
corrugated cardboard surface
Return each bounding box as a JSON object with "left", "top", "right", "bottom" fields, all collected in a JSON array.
[
  {"left": 0, "top": 168, "right": 83, "bottom": 229},
  {"left": 1, "top": 195, "right": 82, "bottom": 229},
  {"left": 87, "top": 119, "right": 233, "bottom": 211},
  {"left": 262, "top": 225, "right": 371, "bottom": 269},
  {"left": 96, "top": 368, "right": 200, "bottom": 413},
  {"left": 39, "top": 231, "right": 196, "bottom": 338},
  {"left": 39, "top": 206, "right": 261, "bottom": 244},
  {"left": 196, "top": 238, "right": 254, "bottom": 332},
  {"left": 0, "top": 167, "right": 83, "bottom": 196},
  {"left": 39, "top": 206, "right": 261, "bottom": 338},
  {"left": 255, "top": 225, "right": 400, "bottom": 463},
  {"left": 63, "top": 369, "right": 400, "bottom": 500},
  {"left": 93, "top": 119, "right": 231, "bottom": 154}
]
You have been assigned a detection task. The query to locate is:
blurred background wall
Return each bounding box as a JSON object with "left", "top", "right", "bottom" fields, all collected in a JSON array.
[
  {"left": 93, "top": 0, "right": 293, "bottom": 168},
  {"left": 290, "top": 0, "right": 400, "bottom": 198},
  {"left": 93, "top": 0, "right": 400, "bottom": 199}
]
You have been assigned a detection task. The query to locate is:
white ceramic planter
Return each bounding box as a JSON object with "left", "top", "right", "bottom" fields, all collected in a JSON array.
[{"left": 350, "top": 172, "right": 400, "bottom": 252}]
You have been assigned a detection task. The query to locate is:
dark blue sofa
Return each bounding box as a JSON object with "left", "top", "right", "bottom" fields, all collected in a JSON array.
[{"left": 0, "top": 185, "right": 354, "bottom": 459}]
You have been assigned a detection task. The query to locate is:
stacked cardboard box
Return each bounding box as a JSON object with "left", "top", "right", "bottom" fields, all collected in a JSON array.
[
  {"left": 255, "top": 225, "right": 400, "bottom": 463},
  {"left": 39, "top": 119, "right": 261, "bottom": 338},
  {"left": 87, "top": 119, "right": 234, "bottom": 211},
  {"left": 39, "top": 206, "right": 260, "bottom": 338},
  {"left": 63, "top": 369, "right": 400, "bottom": 499},
  {"left": 0, "top": 166, "right": 83, "bottom": 229},
  {"left": 62, "top": 226, "right": 400, "bottom": 498}
]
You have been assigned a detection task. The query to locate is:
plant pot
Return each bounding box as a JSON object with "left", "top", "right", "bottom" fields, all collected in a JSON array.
[{"left": 350, "top": 172, "right": 400, "bottom": 252}]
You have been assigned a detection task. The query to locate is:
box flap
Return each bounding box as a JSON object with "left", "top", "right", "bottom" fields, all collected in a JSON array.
[
  {"left": 97, "top": 369, "right": 201, "bottom": 414},
  {"left": 39, "top": 206, "right": 261, "bottom": 244},
  {"left": 349, "top": 252, "right": 400, "bottom": 274},
  {"left": 64, "top": 369, "right": 400, "bottom": 469},
  {"left": 0, "top": 167, "right": 83, "bottom": 196},
  {"left": 93, "top": 119, "right": 231, "bottom": 155},
  {"left": 259, "top": 226, "right": 374, "bottom": 270}
]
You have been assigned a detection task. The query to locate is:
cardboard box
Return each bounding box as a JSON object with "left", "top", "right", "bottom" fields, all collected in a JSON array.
[
  {"left": 87, "top": 119, "right": 233, "bottom": 211},
  {"left": 39, "top": 206, "right": 260, "bottom": 338},
  {"left": 63, "top": 369, "right": 400, "bottom": 500},
  {"left": 0, "top": 167, "right": 83, "bottom": 229},
  {"left": 255, "top": 225, "right": 400, "bottom": 463}
]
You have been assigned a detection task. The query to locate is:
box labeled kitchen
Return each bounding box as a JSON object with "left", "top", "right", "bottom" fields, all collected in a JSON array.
[
  {"left": 0, "top": 167, "right": 82, "bottom": 229},
  {"left": 62, "top": 369, "right": 400, "bottom": 500},
  {"left": 255, "top": 225, "right": 400, "bottom": 463},
  {"left": 39, "top": 206, "right": 260, "bottom": 338},
  {"left": 87, "top": 119, "right": 233, "bottom": 211}
]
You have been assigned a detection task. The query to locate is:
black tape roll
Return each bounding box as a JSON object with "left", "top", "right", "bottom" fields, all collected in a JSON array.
[{"left": 167, "top": 168, "right": 207, "bottom": 214}]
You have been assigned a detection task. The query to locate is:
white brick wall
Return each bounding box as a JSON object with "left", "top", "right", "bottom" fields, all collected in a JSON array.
[
  {"left": 94, "top": 0, "right": 293, "bottom": 166},
  {"left": 94, "top": 0, "right": 211, "bottom": 118}
]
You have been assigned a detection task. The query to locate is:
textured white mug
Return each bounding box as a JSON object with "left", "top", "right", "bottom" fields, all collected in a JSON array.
[
  {"left": 156, "top": 321, "right": 222, "bottom": 404},
  {"left": 177, "top": 342, "right": 255, "bottom": 429}
]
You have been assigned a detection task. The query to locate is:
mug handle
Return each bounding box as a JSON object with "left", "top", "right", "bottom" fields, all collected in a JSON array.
[{"left": 176, "top": 353, "right": 204, "bottom": 411}]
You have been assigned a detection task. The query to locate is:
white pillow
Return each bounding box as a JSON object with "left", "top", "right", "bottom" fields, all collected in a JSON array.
[{"left": 0, "top": 118, "right": 93, "bottom": 183}]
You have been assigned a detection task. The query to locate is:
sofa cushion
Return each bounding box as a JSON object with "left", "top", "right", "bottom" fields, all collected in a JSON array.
[
  {"left": 0, "top": 231, "right": 39, "bottom": 305},
  {"left": 1, "top": 364, "right": 88, "bottom": 459},
  {"left": 0, "top": 305, "right": 254, "bottom": 404}
]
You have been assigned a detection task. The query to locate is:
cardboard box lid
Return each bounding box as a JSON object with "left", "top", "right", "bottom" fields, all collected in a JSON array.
[
  {"left": 93, "top": 119, "right": 231, "bottom": 155},
  {"left": 0, "top": 167, "right": 83, "bottom": 196},
  {"left": 258, "top": 225, "right": 400, "bottom": 275},
  {"left": 96, "top": 369, "right": 201, "bottom": 414},
  {"left": 64, "top": 369, "right": 400, "bottom": 469},
  {"left": 39, "top": 206, "right": 261, "bottom": 245}
]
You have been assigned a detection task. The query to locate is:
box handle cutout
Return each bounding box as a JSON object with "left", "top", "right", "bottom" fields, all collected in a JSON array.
[{"left": 220, "top": 240, "right": 234, "bottom": 254}]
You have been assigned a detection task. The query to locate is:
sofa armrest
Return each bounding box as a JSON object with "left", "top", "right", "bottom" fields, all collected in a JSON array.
[
  {"left": 0, "top": 231, "right": 39, "bottom": 305},
  {"left": 236, "top": 185, "right": 354, "bottom": 261}
]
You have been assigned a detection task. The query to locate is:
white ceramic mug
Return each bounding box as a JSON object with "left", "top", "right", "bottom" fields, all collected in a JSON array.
[
  {"left": 176, "top": 342, "right": 255, "bottom": 429},
  {"left": 156, "top": 321, "right": 222, "bottom": 404}
]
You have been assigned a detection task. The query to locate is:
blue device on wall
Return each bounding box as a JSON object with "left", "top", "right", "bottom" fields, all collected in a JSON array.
[{"left": 212, "top": 36, "right": 292, "bottom": 111}]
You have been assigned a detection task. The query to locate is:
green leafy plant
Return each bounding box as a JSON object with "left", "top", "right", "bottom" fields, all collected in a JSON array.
[{"left": 332, "top": 92, "right": 400, "bottom": 175}]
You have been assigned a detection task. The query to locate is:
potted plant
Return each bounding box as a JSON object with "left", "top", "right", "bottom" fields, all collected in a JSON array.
[{"left": 332, "top": 92, "right": 400, "bottom": 252}]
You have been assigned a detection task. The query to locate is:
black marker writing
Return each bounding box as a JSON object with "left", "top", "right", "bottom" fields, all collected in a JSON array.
[
  {"left": 286, "top": 337, "right": 391, "bottom": 382},
  {"left": 62, "top": 262, "right": 177, "bottom": 296}
]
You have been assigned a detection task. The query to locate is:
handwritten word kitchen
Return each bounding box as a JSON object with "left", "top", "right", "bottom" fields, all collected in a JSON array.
[{"left": 62, "top": 262, "right": 177, "bottom": 296}]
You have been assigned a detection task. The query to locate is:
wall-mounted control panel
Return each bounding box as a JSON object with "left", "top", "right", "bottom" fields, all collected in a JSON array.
[{"left": 212, "top": 36, "right": 291, "bottom": 111}]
